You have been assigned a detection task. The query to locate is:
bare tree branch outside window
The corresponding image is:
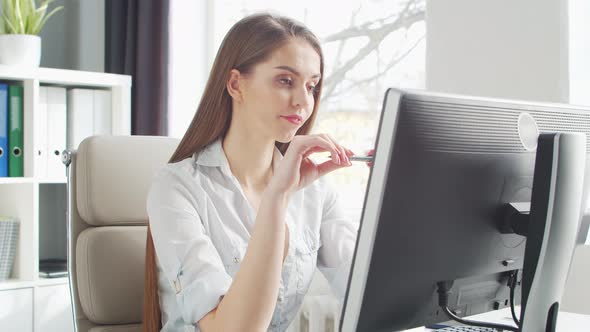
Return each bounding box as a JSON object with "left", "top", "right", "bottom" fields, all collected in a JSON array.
[{"left": 320, "top": 0, "right": 426, "bottom": 111}]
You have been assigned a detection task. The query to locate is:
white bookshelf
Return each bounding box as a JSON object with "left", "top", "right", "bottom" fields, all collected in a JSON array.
[{"left": 0, "top": 65, "right": 131, "bottom": 332}]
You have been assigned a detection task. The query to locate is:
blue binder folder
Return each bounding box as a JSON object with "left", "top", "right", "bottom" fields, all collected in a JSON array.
[{"left": 0, "top": 83, "right": 8, "bottom": 177}]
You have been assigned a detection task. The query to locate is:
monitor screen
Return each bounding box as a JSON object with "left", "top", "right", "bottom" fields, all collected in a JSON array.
[{"left": 340, "top": 88, "right": 590, "bottom": 332}]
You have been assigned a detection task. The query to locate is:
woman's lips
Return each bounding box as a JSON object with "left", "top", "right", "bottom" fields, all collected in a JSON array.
[{"left": 281, "top": 115, "right": 302, "bottom": 125}]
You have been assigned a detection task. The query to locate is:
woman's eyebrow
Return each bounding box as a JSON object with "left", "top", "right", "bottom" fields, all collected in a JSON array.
[{"left": 274, "top": 65, "right": 321, "bottom": 79}]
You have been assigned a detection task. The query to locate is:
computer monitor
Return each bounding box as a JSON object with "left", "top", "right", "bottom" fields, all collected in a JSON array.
[{"left": 340, "top": 88, "right": 590, "bottom": 332}]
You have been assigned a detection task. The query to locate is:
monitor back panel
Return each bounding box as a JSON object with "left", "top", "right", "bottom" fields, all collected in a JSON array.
[{"left": 351, "top": 89, "right": 590, "bottom": 331}]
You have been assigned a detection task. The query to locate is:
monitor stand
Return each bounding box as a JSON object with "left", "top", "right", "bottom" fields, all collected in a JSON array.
[{"left": 505, "top": 132, "right": 587, "bottom": 332}]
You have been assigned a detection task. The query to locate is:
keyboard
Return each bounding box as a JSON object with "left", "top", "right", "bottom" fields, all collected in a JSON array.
[{"left": 435, "top": 327, "right": 499, "bottom": 332}]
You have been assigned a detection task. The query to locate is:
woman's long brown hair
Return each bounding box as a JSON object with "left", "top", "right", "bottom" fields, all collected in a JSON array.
[{"left": 143, "top": 13, "right": 325, "bottom": 331}]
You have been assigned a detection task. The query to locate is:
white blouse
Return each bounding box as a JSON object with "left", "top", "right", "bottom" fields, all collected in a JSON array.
[{"left": 146, "top": 138, "right": 358, "bottom": 332}]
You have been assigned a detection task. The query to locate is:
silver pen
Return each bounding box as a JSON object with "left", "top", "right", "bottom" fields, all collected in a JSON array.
[{"left": 348, "top": 155, "right": 373, "bottom": 162}]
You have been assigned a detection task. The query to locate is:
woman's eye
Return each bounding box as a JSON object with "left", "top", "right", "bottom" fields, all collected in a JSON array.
[
  {"left": 279, "top": 78, "right": 292, "bottom": 85},
  {"left": 308, "top": 85, "right": 318, "bottom": 95}
]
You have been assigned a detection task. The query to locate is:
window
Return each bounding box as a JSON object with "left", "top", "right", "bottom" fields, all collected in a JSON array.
[
  {"left": 168, "top": 0, "right": 211, "bottom": 138},
  {"left": 569, "top": 0, "right": 590, "bottom": 244},
  {"left": 169, "top": 0, "right": 426, "bottom": 221}
]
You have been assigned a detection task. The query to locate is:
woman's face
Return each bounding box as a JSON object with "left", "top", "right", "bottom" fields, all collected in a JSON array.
[{"left": 234, "top": 38, "right": 321, "bottom": 143}]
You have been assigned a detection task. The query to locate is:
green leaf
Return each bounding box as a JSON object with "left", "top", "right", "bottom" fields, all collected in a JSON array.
[
  {"left": 3, "top": 13, "right": 19, "bottom": 34},
  {"left": 15, "top": 0, "right": 26, "bottom": 34},
  {"left": 29, "top": 9, "right": 44, "bottom": 33},
  {"left": 3, "top": 0, "right": 17, "bottom": 33},
  {"left": 1, "top": 0, "right": 63, "bottom": 35},
  {"left": 27, "top": 4, "right": 42, "bottom": 33},
  {"left": 21, "top": 0, "right": 33, "bottom": 34},
  {"left": 25, "top": 3, "right": 36, "bottom": 33},
  {"left": 33, "top": 5, "right": 61, "bottom": 34}
]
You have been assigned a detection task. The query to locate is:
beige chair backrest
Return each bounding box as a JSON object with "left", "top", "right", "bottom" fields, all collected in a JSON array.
[{"left": 66, "top": 135, "right": 179, "bottom": 332}]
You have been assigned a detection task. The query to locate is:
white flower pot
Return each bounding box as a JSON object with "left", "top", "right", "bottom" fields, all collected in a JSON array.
[{"left": 0, "top": 34, "right": 41, "bottom": 67}]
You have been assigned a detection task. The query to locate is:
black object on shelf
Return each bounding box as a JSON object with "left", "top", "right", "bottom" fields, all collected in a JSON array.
[{"left": 39, "top": 258, "right": 67, "bottom": 278}]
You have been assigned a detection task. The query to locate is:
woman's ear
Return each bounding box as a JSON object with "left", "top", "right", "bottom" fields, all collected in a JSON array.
[{"left": 226, "top": 69, "right": 244, "bottom": 103}]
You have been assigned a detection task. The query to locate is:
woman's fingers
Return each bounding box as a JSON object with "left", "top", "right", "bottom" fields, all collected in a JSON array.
[
  {"left": 366, "top": 149, "right": 374, "bottom": 168},
  {"left": 316, "top": 135, "right": 342, "bottom": 164},
  {"left": 271, "top": 134, "right": 354, "bottom": 194},
  {"left": 302, "top": 146, "right": 325, "bottom": 159},
  {"left": 312, "top": 135, "right": 352, "bottom": 176},
  {"left": 288, "top": 134, "right": 355, "bottom": 169},
  {"left": 296, "top": 135, "right": 340, "bottom": 164},
  {"left": 344, "top": 147, "right": 355, "bottom": 157},
  {"left": 321, "top": 134, "right": 350, "bottom": 166},
  {"left": 295, "top": 134, "right": 348, "bottom": 166}
]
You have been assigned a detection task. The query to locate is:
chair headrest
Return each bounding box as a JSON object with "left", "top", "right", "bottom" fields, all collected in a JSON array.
[{"left": 76, "top": 135, "right": 179, "bottom": 226}]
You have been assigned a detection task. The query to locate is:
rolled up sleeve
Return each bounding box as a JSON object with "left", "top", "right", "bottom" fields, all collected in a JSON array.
[
  {"left": 147, "top": 168, "right": 232, "bottom": 325},
  {"left": 317, "top": 183, "right": 359, "bottom": 302}
]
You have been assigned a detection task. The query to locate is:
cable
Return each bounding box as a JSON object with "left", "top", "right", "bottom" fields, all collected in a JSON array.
[
  {"left": 436, "top": 281, "right": 519, "bottom": 332},
  {"left": 441, "top": 306, "right": 518, "bottom": 332},
  {"left": 509, "top": 282, "right": 520, "bottom": 326},
  {"left": 508, "top": 270, "right": 521, "bottom": 327}
]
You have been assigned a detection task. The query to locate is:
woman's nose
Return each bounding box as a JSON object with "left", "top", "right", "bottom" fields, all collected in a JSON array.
[{"left": 292, "top": 86, "right": 312, "bottom": 109}]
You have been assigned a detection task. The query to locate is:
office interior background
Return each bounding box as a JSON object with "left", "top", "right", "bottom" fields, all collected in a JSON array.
[
  {"left": 1, "top": 0, "right": 589, "bottom": 331},
  {"left": 38, "top": 0, "right": 590, "bottom": 234}
]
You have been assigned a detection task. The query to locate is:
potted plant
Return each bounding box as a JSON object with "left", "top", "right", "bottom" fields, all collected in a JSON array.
[{"left": 0, "top": 0, "right": 63, "bottom": 66}]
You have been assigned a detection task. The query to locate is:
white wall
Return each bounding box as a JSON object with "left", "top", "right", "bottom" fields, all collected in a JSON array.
[
  {"left": 569, "top": 0, "right": 590, "bottom": 226},
  {"left": 39, "top": 0, "right": 104, "bottom": 72},
  {"left": 426, "top": 0, "right": 590, "bottom": 243},
  {"left": 425, "top": 0, "right": 569, "bottom": 103},
  {"left": 569, "top": 0, "right": 590, "bottom": 107}
]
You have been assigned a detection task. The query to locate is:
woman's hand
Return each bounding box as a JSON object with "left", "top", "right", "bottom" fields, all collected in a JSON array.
[
  {"left": 267, "top": 134, "right": 353, "bottom": 195},
  {"left": 366, "top": 149, "right": 374, "bottom": 168}
]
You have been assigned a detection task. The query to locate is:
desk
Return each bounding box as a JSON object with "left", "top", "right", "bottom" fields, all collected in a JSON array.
[{"left": 403, "top": 307, "right": 590, "bottom": 331}]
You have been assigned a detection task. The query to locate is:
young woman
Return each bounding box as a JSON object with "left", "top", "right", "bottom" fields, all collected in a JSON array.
[{"left": 144, "top": 13, "right": 361, "bottom": 332}]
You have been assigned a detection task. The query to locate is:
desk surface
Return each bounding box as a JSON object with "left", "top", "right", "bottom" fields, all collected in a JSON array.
[{"left": 403, "top": 308, "right": 590, "bottom": 332}]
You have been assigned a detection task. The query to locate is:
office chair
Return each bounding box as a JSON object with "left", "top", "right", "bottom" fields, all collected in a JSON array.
[{"left": 64, "top": 135, "right": 179, "bottom": 332}]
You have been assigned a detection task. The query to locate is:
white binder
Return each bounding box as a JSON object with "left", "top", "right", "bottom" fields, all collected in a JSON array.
[
  {"left": 46, "top": 87, "right": 67, "bottom": 179},
  {"left": 35, "top": 87, "right": 48, "bottom": 179},
  {"left": 67, "top": 89, "right": 94, "bottom": 150},
  {"left": 67, "top": 89, "right": 112, "bottom": 150}
]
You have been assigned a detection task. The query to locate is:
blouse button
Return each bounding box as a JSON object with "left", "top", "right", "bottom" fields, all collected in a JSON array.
[
  {"left": 233, "top": 256, "right": 239, "bottom": 264},
  {"left": 173, "top": 280, "right": 181, "bottom": 294}
]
